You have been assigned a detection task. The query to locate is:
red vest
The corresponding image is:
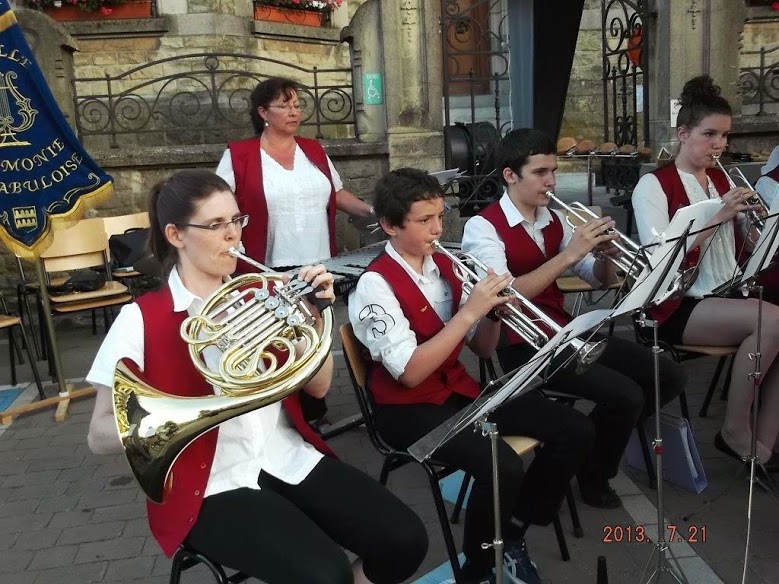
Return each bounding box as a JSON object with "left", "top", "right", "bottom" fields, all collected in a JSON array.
[
  {"left": 228, "top": 136, "right": 338, "bottom": 271},
  {"left": 364, "top": 252, "right": 481, "bottom": 405},
  {"left": 648, "top": 163, "right": 731, "bottom": 324},
  {"left": 136, "top": 287, "right": 334, "bottom": 557},
  {"left": 479, "top": 202, "right": 571, "bottom": 346},
  {"left": 766, "top": 167, "right": 779, "bottom": 183}
]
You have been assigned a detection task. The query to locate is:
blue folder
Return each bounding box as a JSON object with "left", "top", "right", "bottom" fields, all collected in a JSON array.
[{"left": 625, "top": 413, "right": 708, "bottom": 494}]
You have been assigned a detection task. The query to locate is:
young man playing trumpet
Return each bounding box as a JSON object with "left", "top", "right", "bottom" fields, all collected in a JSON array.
[
  {"left": 349, "top": 168, "right": 594, "bottom": 584},
  {"left": 461, "top": 128, "right": 686, "bottom": 509}
]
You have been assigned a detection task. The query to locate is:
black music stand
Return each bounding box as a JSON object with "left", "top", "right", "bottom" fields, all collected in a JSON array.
[{"left": 408, "top": 310, "right": 615, "bottom": 584}]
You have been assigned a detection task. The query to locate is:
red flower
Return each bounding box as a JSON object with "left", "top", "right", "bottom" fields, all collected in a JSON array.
[{"left": 100, "top": 6, "right": 112, "bottom": 13}]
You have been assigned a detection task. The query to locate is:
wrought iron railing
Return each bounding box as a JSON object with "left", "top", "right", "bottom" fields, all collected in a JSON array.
[
  {"left": 739, "top": 44, "right": 779, "bottom": 115},
  {"left": 71, "top": 52, "right": 356, "bottom": 148},
  {"left": 601, "top": 0, "right": 649, "bottom": 148},
  {"left": 441, "top": 0, "right": 511, "bottom": 216}
]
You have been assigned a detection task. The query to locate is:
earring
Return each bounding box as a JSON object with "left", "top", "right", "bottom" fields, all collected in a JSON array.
[{"left": 265, "top": 121, "right": 269, "bottom": 127}]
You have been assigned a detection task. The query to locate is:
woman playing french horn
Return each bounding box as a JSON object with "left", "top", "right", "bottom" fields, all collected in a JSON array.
[{"left": 86, "top": 170, "right": 428, "bottom": 584}]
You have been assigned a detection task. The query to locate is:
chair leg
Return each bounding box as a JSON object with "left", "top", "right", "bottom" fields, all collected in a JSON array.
[
  {"left": 720, "top": 356, "right": 734, "bottom": 402},
  {"left": 552, "top": 512, "right": 570, "bottom": 562},
  {"left": 565, "top": 484, "right": 584, "bottom": 538},
  {"left": 378, "top": 457, "right": 393, "bottom": 486},
  {"left": 678, "top": 389, "right": 690, "bottom": 421},
  {"left": 450, "top": 472, "right": 471, "bottom": 524},
  {"left": 195, "top": 553, "right": 230, "bottom": 584},
  {"left": 423, "top": 464, "right": 464, "bottom": 583},
  {"left": 168, "top": 548, "right": 186, "bottom": 584},
  {"left": 698, "top": 356, "right": 727, "bottom": 418},
  {"left": 91, "top": 309, "right": 97, "bottom": 335},
  {"left": 20, "top": 290, "right": 41, "bottom": 360},
  {"left": 17, "top": 324, "right": 45, "bottom": 400},
  {"left": 636, "top": 420, "right": 657, "bottom": 489},
  {"left": 8, "top": 328, "right": 17, "bottom": 386}
]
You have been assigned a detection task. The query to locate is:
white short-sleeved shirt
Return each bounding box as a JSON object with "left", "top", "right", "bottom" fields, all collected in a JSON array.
[
  {"left": 348, "top": 242, "right": 474, "bottom": 380},
  {"left": 86, "top": 267, "right": 323, "bottom": 496},
  {"left": 216, "top": 145, "right": 344, "bottom": 267},
  {"left": 460, "top": 192, "right": 600, "bottom": 287},
  {"left": 632, "top": 168, "right": 741, "bottom": 298}
]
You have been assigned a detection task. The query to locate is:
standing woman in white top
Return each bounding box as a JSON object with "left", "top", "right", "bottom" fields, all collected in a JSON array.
[
  {"left": 632, "top": 75, "right": 779, "bottom": 468},
  {"left": 86, "top": 170, "right": 428, "bottom": 584},
  {"left": 216, "top": 76, "right": 374, "bottom": 271}
]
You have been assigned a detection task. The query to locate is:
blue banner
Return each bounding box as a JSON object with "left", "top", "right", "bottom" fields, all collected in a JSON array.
[{"left": 0, "top": 0, "right": 112, "bottom": 257}]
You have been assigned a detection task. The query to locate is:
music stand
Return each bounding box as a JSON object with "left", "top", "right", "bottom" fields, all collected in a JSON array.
[
  {"left": 408, "top": 309, "right": 614, "bottom": 584},
  {"left": 609, "top": 200, "right": 726, "bottom": 584}
]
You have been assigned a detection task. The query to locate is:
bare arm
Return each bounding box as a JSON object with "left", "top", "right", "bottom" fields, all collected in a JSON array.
[
  {"left": 87, "top": 385, "right": 123, "bottom": 455},
  {"left": 335, "top": 188, "right": 373, "bottom": 218}
]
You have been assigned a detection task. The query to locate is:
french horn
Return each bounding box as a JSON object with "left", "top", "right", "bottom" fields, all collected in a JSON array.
[{"left": 113, "top": 247, "right": 333, "bottom": 503}]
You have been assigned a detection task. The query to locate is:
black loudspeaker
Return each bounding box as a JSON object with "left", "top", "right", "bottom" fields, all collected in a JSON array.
[{"left": 444, "top": 121, "right": 499, "bottom": 176}]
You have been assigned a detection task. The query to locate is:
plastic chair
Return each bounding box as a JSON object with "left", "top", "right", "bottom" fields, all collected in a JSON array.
[
  {"left": 339, "top": 323, "right": 467, "bottom": 583},
  {"left": 169, "top": 544, "right": 249, "bottom": 584}
]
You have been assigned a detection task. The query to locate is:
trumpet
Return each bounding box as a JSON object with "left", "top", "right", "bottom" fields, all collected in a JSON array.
[
  {"left": 545, "top": 191, "right": 648, "bottom": 284},
  {"left": 432, "top": 241, "right": 606, "bottom": 374},
  {"left": 712, "top": 153, "right": 768, "bottom": 233},
  {"left": 113, "top": 247, "right": 333, "bottom": 503}
]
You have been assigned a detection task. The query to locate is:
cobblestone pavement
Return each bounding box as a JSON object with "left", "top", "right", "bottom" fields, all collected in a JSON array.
[{"left": 0, "top": 180, "right": 777, "bottom": 584}]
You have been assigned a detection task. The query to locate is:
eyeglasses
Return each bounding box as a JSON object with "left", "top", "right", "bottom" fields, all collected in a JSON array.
[
  {"left": 177, "top": 214, "right": 249, "bottom": 231},
  {"left": 267, "top": 104, "right": 304, "bottom": 113}
]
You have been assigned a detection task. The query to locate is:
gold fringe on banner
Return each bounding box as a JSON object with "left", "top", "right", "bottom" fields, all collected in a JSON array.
[{"left": 0, "top": 181, "right": 114, "bottom": 260}]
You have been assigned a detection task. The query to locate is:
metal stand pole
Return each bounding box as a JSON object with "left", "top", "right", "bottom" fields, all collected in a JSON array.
[
  {"left": 742, "top": 285, "right": 769, "bottom": 584},
  {"left": 640, "top": 316, "right": 688, "bottom": 584},
  {"left": 479, "top": 418, "right": 504, "bottom": 584}
]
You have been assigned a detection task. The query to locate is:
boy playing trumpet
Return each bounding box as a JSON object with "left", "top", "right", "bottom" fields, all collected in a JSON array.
[
  {"left": 461, "top": 128, "right": 686, "bottom": 509},
  {"left": 349, "top": 168, "right": 594, "bottom": 584}
]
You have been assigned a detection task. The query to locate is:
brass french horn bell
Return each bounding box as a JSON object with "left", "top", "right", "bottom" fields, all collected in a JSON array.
[{"left": 113, "top": 252, "right": 333, "bottom": 503}]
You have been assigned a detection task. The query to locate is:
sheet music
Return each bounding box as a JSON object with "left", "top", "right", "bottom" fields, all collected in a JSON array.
[
  {"left": 613, "top": 199, "right": 723, "bottom": 317},
  {"left": 740, "top": 195, "right": 779, "bottom": 282},
  {"left": 407, "top": 308, "right": 614, "bottom": 462}
]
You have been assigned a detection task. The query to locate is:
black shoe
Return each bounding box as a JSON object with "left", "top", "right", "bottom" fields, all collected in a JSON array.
[
  {"left": 579, "top": 481, "right": 622, "bottom": 509},
  {"left": 714, "top": 431, "right": 744, "bottom": 462}
]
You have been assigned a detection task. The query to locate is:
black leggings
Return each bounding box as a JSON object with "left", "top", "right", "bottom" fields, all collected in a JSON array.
[
  {"left": 498, "top": 335, "right": 686, "bottom": 486},
  {"left": 186, "top": 457, "right": 428, "bottom": 584}
]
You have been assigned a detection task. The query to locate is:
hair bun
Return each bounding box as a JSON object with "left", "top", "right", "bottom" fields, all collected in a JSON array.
[{"left": 679, "top": 75, "right": 722, "bottom": 108}]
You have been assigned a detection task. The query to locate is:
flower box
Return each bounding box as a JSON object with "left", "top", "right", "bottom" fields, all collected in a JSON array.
[
  {"left": 254, "top": 5, "right": 324, "bottom": 27},
  {"left": 42, "top": 0, "right": 152, "bottom": 21}
]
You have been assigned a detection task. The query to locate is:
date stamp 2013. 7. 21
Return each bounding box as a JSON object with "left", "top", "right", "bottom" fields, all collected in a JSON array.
[{"left": 602, "top": 524, "right": 707, "bottom": 544}]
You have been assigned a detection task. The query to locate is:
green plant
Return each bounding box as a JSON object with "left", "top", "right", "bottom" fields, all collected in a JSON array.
[
  {"left": 256, "top": 0, "right": 343, "bottom": 11},
  {"left": 27, "top": 0, "right": 129, "bottom": 13}
]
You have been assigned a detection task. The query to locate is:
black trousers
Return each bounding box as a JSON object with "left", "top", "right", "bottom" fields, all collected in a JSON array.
[
  {"left": 375, "top": 391, "right": 593, "bottom": 575},
  {"left": 186, "top": 457, "right": 428, "bottom": 584},
  {"left": 497, "top": 335, "right": 686, "bottom": 488}
]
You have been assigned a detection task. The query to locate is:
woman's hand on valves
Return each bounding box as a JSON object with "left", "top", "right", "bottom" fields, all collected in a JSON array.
[{"left": 718, "top": 186, "right": 762, "bottom": 222}]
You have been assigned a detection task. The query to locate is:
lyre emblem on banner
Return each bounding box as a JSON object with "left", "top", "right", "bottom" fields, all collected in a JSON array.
[
  {"left": 0, "top": 71, "right": 38, "bottom": 148},
  {"left": 12, "top": 206, "right": 38, "bottom": 230}
]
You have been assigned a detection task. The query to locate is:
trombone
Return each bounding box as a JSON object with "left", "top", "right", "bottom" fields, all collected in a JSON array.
[
  {"left": 544, "top": 191, "right": 648, "bottom": 285},
  {"left": 432, "top": 241, "right": 606, "bottom": 374}
]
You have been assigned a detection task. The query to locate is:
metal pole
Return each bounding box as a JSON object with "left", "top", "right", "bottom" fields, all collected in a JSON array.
[
  {"left": 34, "top": 260, "right": 68, "bottom": 396},
  {"left": 480, "top": 418, "right": 504, "bottom": 584}
]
